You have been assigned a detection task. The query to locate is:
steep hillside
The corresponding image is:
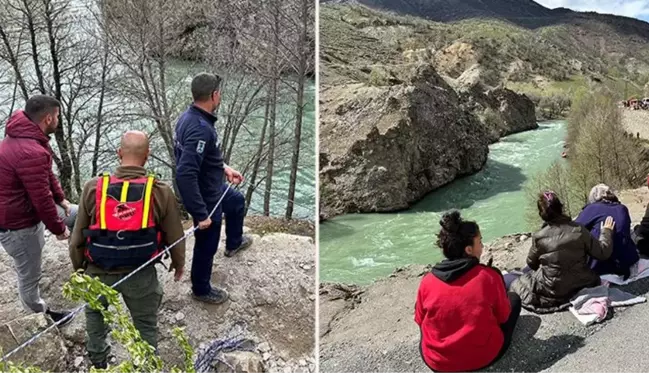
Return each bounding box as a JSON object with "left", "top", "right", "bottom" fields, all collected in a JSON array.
[{"left": 320, "top": 3, "right": 649, "bottom": 102}]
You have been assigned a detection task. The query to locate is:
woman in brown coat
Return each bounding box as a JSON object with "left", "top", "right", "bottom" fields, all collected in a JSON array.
[{"left": 510, "top": 191, "right": 615, "bottom": 313}]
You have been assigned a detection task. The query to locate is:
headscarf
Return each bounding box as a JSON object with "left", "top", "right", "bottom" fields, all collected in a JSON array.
[{"left": 588, "top": 184, "right": 616, "bottom": 204}]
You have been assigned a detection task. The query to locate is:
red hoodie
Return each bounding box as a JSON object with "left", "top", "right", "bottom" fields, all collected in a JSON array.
[
  {"left": 0, "top": 110, "right": 66, "bottom": 235},
  {"left": 415, "top": 259, "right": 511, "bottom": 372}
]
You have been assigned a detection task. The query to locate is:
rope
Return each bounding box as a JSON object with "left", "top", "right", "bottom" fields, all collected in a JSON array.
[{"left": 0, "top": 184, "right": 232, "bottom": 362}]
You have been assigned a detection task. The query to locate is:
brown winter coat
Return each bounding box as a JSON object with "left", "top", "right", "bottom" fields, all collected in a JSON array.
[
  {"left": 69, "top": 166, "right": 185, "bottom": 275},
  {"left": 510, "top": 216, "right": 613, "bottom": 313}
]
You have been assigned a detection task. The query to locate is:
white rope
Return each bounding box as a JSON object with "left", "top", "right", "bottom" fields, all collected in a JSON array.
[{"left": 0, "top": 184, "right": 232, "bottom": 362}]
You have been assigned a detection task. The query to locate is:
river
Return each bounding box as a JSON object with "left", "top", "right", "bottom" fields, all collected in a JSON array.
[{"left": 319, "top": 120, "right": 567, "bottom": 284}]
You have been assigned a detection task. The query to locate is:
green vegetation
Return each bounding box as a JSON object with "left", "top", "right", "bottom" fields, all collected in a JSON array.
[
  {"left": 321, "top": 4, "right": 649, "bottom": 108},
  {"left": 525, "top": 92, "right": 649, "bottom": 228},
  {"left": 0, "top": 272, "right": 196, "bottom": 373}
]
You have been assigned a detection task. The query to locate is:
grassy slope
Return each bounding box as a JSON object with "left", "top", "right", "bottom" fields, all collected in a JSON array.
[{"left": 321, "top": 4, "right": 649, "bottom": 99}]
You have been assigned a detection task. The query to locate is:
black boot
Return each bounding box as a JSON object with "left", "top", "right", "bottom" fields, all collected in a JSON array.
[{"left": 45, "top": 309, "right": 73, "bottom": 327}]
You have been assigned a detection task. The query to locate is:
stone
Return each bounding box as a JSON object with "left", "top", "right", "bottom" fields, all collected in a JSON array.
[
  {"left": 214, "top": 351, "right": 264, "bottom": 373},
  {"left": 283, "top": 366, "right": 293, "bottom": 373},
  {"left": 299, "top": 359, "right": 307, "bottom": 366},
  {"left": 262, "top": 352, "right": 272, "bottom": 361},
  {"left": 60, "top": 315, "right": 86, "bottom": 345},
  {"left": 258, "top": 342, "right": 271, "bottom": 353},
  {"left": 0, "top": 313, "right": 68, "bottom": 371},
  {"left": 519, "top": 235, "right": 529, "bottom": 242},
  {"left": 174, "top": 312, "right": 185, "bottom": 322},
  {"left": 308, "top": 294, "right": 316, "bottom": 301},
  {"left": 74, "top": 356, "right": 84, "bottom": 367},
  {"left": 302, "top": 265, "right": 312, "bottom": 271}
]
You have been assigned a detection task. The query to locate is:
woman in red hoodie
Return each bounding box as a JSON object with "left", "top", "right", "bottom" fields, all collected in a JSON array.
[{"left": 415, "top": 211, "right": 521, "bottom": 372}]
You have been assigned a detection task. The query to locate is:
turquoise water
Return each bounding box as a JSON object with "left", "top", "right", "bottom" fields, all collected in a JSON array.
[{"left": 319, "top": 121, "right": 567, "bottom": 284}]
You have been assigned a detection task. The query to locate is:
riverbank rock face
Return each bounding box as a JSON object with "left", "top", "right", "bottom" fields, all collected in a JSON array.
[
  {"left": 0, "top": 225, "right": 315, "bottom": 372},
  {"left": 456, "top": 79, "right": 538, "bottom": 142},
  {"left": 0, "top": 313, "right": 67, "bottom": 371},
  {"left": 319, "top": 63, "right": 490, "bottom": 218}
]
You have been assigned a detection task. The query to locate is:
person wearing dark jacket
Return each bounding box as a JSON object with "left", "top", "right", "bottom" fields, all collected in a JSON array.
[
  {"left": 0, "top": 95, "right": 78, "bottom": 324},
  {"left": 575, "top": 184, "right": 639, "bottom": 278},
  {"left": 415, "top": 211, "right": 521, "bottom": 372},
  {"left": 510, "top": 191, "right": 614, "bottom": 313},
  {"left": 174, "top": 73, "right": 252, "bottom": 305},
  {"left": 633, "top": 178, "right": 649, "bottom": 256}
]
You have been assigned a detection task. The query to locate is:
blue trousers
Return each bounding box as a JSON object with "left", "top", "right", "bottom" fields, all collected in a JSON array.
[{"left": 191, "top": 185, "right": 245, "bottom": 296}]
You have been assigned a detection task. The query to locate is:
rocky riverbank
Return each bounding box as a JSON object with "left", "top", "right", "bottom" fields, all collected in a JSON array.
[
  {"left": 319, "top": 62, "right": 538, "bottom": 220},
  {"left": 319, "top": 187, "right": 649, "bottom": 372},
  {"left": 0, "top": 222, "right": 315, "bottom": 373}
]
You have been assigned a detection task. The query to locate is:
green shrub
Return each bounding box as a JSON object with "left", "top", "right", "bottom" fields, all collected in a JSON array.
[{"left": 1, "top": 272, "right": 196, "bottom": 373}]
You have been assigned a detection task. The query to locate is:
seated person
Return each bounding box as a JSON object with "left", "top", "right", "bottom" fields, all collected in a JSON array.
[
  {"left": 575, "top": 184, "right": 639, "bottom": 278},
  {"left": 510, "top": 191, "right": 614, "bottom": 313},
  {"left": 415, "top": 211, "right": 521, "bottom": 372},
  {"left": 633, "top": 178, "right": 649, "bottom": 257}
]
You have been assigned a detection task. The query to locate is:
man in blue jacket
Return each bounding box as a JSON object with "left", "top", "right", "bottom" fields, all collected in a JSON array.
[{"left": 175, "top": 73, "right": 253, "bottom": 304}]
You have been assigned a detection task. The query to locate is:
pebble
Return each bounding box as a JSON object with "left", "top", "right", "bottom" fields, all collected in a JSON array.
[
  {"left": 520, "top": 235, "right": 529, "bottom": 242},
  {"left": 247, "top": 261, "right": 254, "bottom": 266},
  {"left": 301, "top": 264, "right": 312, "bottom": 270},
  {"left": 74, "top": 357, "right": 83, "bottom": 367},
  {"left": 283, "top": 366, "right": 293, "bottom": 373},
  {"left": 280, "top": 351, "right": 290, "bottom": 361},
  {"left": 308, "top": 294, "right": 316, "bottom": 301},
  {"left": 229, "top": 270, "right": 234, "bottom": 275},
  {"left": 258, "top": 342, "right": 271, "bottom": 352},
  {"left": 308, "top": 363, "right": 315, "bottom": 372},
  {"left": 263, "top": 352, "right": 272, "bottom": 361},
  {"left": 299, "top": 359, "right": 307, "bottom": 366},
  {"left": 174, "top": 312, "right": 185, "bottom": 322}
]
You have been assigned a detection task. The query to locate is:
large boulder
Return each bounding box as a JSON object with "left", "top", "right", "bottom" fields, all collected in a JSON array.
[
  {"left": 456, "top": 78, "right": 538, "bottom": 142},
  {"left": 319, "top": 63, "right": 490, "bottom": 217},
  {"left": 0, "top": 313, "right": 68, "bottom": 371}
]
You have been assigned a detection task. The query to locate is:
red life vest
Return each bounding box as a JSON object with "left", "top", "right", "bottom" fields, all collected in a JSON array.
[{"left": 83, "top": 172, "right": 162, "bottom": 270}]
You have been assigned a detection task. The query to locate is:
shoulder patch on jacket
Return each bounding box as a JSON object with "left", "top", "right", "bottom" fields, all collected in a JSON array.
[{"left": 197, "top": 140, "right": 206, "bottom": 154}]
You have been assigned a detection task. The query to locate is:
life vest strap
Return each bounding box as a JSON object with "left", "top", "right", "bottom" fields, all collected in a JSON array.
[
  {"left": 99, "top": 172, "right": 110, "bottom": 230},
  {"left": 120, "top": 181, "right": 130, "bottom": 203},
  {"left": 141, "top": 174, "right": 154, "bottom": 229}
]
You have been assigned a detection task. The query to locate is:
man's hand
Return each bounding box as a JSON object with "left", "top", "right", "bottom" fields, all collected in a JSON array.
[
  {"left": 224, "top": 166, "right": 244, "bottom": 185},
  {"left": 198, "top": 217, "right": 212, "bottom": 230},
  {"left": 60, "top": 199, "right": 71, "bottom": 217},
  {"left": 56, "top": 227, "right": 70, "bottom": 240},
  {"left": 170, "top": 265, "right": 184, "bottom": 282}
]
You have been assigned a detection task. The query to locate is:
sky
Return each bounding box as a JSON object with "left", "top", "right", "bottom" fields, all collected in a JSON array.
[{"left": 535, "top": 0, "right": 649, "bottom": 22}]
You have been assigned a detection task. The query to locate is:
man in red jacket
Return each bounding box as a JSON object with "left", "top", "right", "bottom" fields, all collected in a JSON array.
[{"left": 0, "top": 95, "right": 78, "bottom": 324}]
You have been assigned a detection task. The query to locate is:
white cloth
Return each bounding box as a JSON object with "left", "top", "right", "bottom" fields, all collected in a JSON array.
[{"left": 600, "top": 259, "right": 649, "bottom": 285}]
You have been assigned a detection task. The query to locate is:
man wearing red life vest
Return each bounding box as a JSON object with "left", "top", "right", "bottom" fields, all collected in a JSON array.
[{"left": 69, "top": 130, "right": 185, "bottom": 369}]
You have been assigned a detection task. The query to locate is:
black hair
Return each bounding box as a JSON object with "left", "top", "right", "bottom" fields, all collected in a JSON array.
[
  {"left": 25, "top": 95, "right": 60, "bottom": 123},
  {"left": 191, "top": 73, "right": 222, "bottom": 102},
  {"left": 538, "top": 191, "right": 569, "bottom": 222},
  {"left": 436, "top": 210, "right": 480, "bottom": 260}
]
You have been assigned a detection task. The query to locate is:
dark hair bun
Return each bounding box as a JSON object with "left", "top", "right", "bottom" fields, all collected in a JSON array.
[{"left": 440, "top": 210, "right": 462, "bottom": 233}]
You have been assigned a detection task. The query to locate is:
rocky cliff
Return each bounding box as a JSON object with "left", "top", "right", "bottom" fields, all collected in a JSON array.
[
  {"left": 0, "top": 225, "right": 315, "bottom": 373},
  {"left": 319, "top": 64, "right": 491, "bottom": 219},
  {"left": 453, "top": 73, "right": 538, "bottom": 142},
  {"left": 319, "top": 187, "right": 649, "bottom": 372}
]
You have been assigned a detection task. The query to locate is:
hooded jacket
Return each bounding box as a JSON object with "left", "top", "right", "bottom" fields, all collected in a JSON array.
[
  {"left": 0, "top": 110, "right": 66, "bottom": 235},
  {"left": 510, "top": 217, "right": 612, "bottom": 313},
  {"left": 415, "top": 257, "right": 511, "bottom": 372}
]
